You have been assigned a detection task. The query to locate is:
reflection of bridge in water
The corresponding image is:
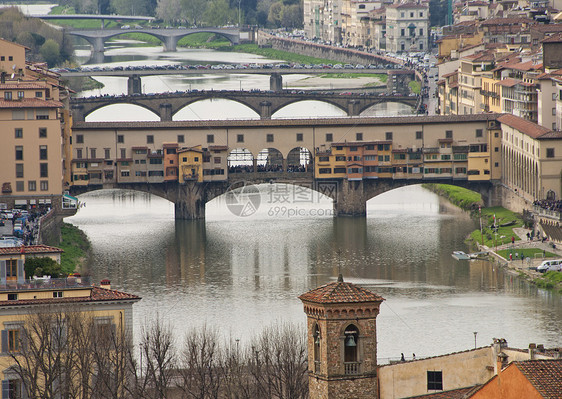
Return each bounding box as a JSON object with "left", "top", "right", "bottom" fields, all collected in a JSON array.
[{"left": 70, "top": 91, "right": 421, "bottom": 120}]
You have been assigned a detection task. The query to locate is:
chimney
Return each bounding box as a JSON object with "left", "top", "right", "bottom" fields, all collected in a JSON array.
[
  {"left": 497, "top": 352, "right": 508, "bottom": 373},
  {"left": 529, "top": 343, "right": 536, "bottom": 360},
  {"left": 100, "top": 279, "right": 111, "bottom": 290}
]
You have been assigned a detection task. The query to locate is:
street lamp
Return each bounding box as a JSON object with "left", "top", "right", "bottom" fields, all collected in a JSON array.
[
  {"left": 473, "top": 332, "right": 477, "bottom": 349},
  {"left": 238, "top": 0, "right": 242, "bottom": 28}
]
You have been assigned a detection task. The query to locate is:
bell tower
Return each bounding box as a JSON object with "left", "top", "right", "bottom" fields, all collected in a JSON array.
[{"left": 299, "top": 275, "right": 384, "bottom": 399}]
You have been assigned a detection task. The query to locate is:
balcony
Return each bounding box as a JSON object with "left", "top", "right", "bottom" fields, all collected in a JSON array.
[
  {"left": 0, "top": 276, "right": 92, "bottom": 292},
  {"left": 344, "top": 361, "right": 361, "bottom": 375}
]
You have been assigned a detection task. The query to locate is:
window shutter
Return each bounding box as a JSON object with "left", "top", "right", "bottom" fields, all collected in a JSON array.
[
  {"left": 2, "top": 380, "right": 9, "bottom": 399},
  {"left": 1, "top": 330, "right": 7, "bottom": 353},
  {"left": 17, "top": 260, "right": 24, "bottom": 284},
  {"left": 0, "top": 260, "right": 6, "bottom": 285}
]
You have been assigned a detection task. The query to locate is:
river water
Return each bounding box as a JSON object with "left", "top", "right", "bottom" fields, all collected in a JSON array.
[{"left": 59, "top": 38, "right": 562, "bottom": 361}]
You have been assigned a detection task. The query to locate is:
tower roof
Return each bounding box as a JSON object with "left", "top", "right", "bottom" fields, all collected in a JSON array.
[{"left": 299, "top": 275, "right": 384, "bottom": 305}]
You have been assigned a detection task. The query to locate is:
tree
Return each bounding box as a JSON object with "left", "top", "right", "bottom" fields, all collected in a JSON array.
[
  {"left": 267, "top": 1, "right": 283, "bottom": 27},
  {"left": 182, "top": 0, "right": 208, "bottom": 26},
  {"left": 156, "top": 0, "right": 183, "bottom": 24},
  {"left": 39, "top": 39, "right": 61, "bottom": 67},
  {"left": 204, "top": 0, "right": 236, "bottom": 26},
  {"left": 24, "top": 257, "right": 62, "bottom": 278},
  {"left": 281, "top": 3, "right": 303, "bottom": 29}
]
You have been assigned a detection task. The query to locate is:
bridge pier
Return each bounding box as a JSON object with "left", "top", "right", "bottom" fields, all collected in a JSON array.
[
  {"left": 163, "top": 36, "right": 177, "bottom": 52},
  {"left": 259, "top": 101, "right": 272, "bottom": 119},
  {"left": 127, "top": 75, "right": 142, "bottom": 95},
  {"left": 347, "top": 99, "right": 361, "bottom": 116},
  {"left": 270, "top": 73, "right": 283, "bottom": 92},
  {"left": 159, "top": 103, "right": 173, "bottom": 121},
  {"left": 91, "top": 37, "right": 105, "bottom": 54},
  {"left": 334, "top": 180, "right": 368, "bottom": 217},
  {"left": 175, "top": 182, "right": 206, "bottom": 219},
  {"left": 71, "top": 105, "right": 85, "bottom": 122}
]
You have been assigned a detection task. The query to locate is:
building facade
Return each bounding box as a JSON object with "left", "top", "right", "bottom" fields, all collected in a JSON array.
[{"left": 385, "top": 3, "right": 429, "bottom": 53}]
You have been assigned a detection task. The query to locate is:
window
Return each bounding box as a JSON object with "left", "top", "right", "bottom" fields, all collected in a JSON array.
[
  {"left": 53, "top": 291, "right": 63, "bottom": 298},
  {"left": 266, "top": 134, "right": 274, "bottom": 142},
  {"left": 17, "top": 91, "right": 23, "bottom": 99},
  {"left": 76, "top": 149, "right": 83, "bottom": 159},
  {"left": 35, "top": 91, "right": 43, "bottom": 98},
  {"left": 15, "top": 146, "right": 23, "bottom": 160},
  {"left": 28, "top": 180, "right": 36, "bottom": 191},
  {"left": 40, "top": 163, "right": 48, "bottom": 178},
  {"left": 15, "top": 164, "right": 23, "bottom": 179},
  {"left": 318, "top": 168, "right": 331, "bottom": 174},
  {"left": 416, "top": 131, "right": 423, "bottom": 139},
  {"left": 214, "top": 157, "right": 221, "bottom": 164},
  {"left": 16, "top": 181, "right": 24, "bottom": 192},
  {"left": 553, "top": 108, "right": 556, "bottom": 116},
  {"left": 120, "top": 149, "right": 126, "bottom": 158},
  {"left": 39, "top": 128, "right": 47, "bottom": 138},
  {"left": 40, "top": 145, "right": 47, "bottom": 160},
  {"left": 76, "top": 134, "right": 84, "bottom": 144},
  {"left": 177, "top": 134, "right": 184, "bottom": 143},
  {"left": 494, "top": 147, "right": 499, "bottom": 152},
  {"left": 344, "top": 324, "right": 359, "bottom": 375},
  {"left": 326, "top": 133, "right": 333, "bottom": 142},
  {"left": 476, "top": 129, "right": 483, "bottom": 138},
  {"left": 401, "top": 28, "right": 405, "bottom": 36},
  {"left": 117, "top": 135, "right": 124, "bottom": 143},
  {"left": 296, "top": 133, "right": 303, "bottom": 142},
  {"left": 356, "top": 133, "right": 363, "bottom": 141},
  {"left": 40, "top": 181, "right": 48, "bottom": 191},
  {"left": 105, "top": 149, "right": 110, "bottom": 159},
  {"left": 410, "top": 12, "right": 414, "bottom": 17},
  {"left": 446, "top": 130, "right": 453, "bottom": 139},
  {"left": 419, "top": 28, "right": 423, "bottom": 36},
  {"left": 427, "top": 371, "right": 443, "bottom": 390},
  {"left": 386, "top": 132, "right": 393, "bottom": 140},
  {"left": 14, "top": 128, "right": 22, "bottom": 138},
  {"left": 90, "top": 148, "right": 97, "bottom": 159},
  {"left": 237, "top": 134, "right": 244, "bottom": 143},
  {"left": 2, "top": 379, "right": 21, "bottom": 398},
  {"left": 546, "top": 148, "right": 555, "bottom": 158},
  {"left": 147, "top": 135, "right": 154, "bottom": 144},
  {"left": 207, "top": 134, "right": 214, "bottom": 143},
  {"left": 4, "top": 91, "right": 12, "bottom": 100}
]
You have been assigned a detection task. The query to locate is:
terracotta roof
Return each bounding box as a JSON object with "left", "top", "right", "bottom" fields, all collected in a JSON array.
[
  {"left": 405, "top": 386, "right": 478, "bottom": 399},
  {"left": 541, "top": 32, "right": 562, "bottom": 43},
  {"left": 0, "top": 83, "right": 46, "bottom": 89},
  {"left": 515, "top": 360, "right": 562, "bottom": 398},
  {"left": 0, "top": 245, "right": 63, "bottom": 256},
  {"left": 497, "top": 114, "right": 552, "bottom": 139},
  {"left": 480, "top": 17, "right": 534, "bottom": 25},
  {"left": 299, "top": 276, "right": 384, "bottom": 305},
  {"left": 0, "top": 285, "right": 140, "bottom": 308},
  {"left": 0, "top": 98, "right": 62, "bottom": 108}
]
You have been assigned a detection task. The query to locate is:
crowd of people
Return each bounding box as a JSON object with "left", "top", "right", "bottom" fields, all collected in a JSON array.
[
  {"left": 533, "top": 199, "right": 562, "bottom": 212},
  {"left": 229, "top": 165, "right": 309, "bottom": 174}
]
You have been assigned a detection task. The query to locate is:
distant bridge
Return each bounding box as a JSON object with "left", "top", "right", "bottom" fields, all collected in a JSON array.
[
  {"left": 70, "top": 90, "right": 420, "bottom": 120},
  {"left": 66, "top": 27, "right": 244, "bottom": 54},
  {"left": 30, "top": 13, "right": 154, "bottom": 29}
]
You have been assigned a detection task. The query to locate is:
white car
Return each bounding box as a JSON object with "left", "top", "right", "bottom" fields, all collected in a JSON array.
[{"left": 537, "top": 259, "right": 562, "bottom": 272}]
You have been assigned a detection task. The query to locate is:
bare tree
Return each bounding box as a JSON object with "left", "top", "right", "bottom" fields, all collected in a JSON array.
[
  {"left": 176, "top": 324, "right": 223, "bottom": 399},
  {"left": 139, "top": 318, "right": 177, "bottom": 399}
]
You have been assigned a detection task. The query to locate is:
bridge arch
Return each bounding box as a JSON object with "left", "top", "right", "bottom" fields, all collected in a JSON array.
[
  {"left": 256, "top": 148, "right": 284, "bottom": 173},
  {"left": 287, "top": 147, "right": 313, "bottom": 172},
  {"left": 174, "top": 30, "right": 238, "bottom": 45},
  {"left": 271, "top": 99, "right": 348, "bottom": 118},
  {"left": 85, "top": 103, "right": 160, "bottom": 122},
  {"left": 228, "top": 148, "right": 255, "bottom": 173},
  {"left": 173, "top": 98, "right": 260, "bottom": 120},
  {"left": 358, "top": 100, "right": 416, "bottom": 116}
]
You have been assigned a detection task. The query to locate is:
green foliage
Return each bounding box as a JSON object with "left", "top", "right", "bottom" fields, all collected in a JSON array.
[
  {"left": 534, "top": 271, "right": 562, "bottom": 294},
  {"left": 58, "top": 223, "right": 91, "bottom": 275},
  {"left": 423, "top": 183, "right": 482, "bottom": 211},
  {"left": 268, "top": 0, "right": 302, "bottom": 28},
  {"left": 497, "top": 248, "right": 556, "bottom": 259},
  {"left": 409, "top": 80, "right": 421, "bottom": 94},
  {"left": 230, "top": 44, "right": 346, "bottom": 64},
  {"left": 24, "top": 257, "right": 62, "bottom": 278},
  {"left": 0, "top": 8, "right": 74, "bottom": 66},
  {"left": 468, "top": 206, "right": 524, "bottom": 247},
  {"left": 40, "top": 39, "right": 61, "bottom": 67}
]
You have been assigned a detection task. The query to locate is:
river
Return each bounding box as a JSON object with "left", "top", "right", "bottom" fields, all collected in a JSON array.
[{"left": 55, "top": 32, "right": 562, "bottom": 361}]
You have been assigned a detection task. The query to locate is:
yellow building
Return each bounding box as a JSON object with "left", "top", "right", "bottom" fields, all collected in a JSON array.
[
  {"left": 0, "top": 276, "right": 140, "bottom": 397},
  {"left": 178, "top": 145, "right": 204, "bottom": 183}
]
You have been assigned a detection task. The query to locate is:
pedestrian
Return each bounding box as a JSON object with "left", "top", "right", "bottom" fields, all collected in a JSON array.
[
  {"left": 412, "top": 353, "right": 416, "bottom": 360},
  {"left": 526, "top": 232, "right": 530, "bottom": 241},
  {"left": 401, "top": 353, "right": 405, "bottom": 361},
  {"left": 509, "top": 253, "right": 512, "bottom": 261},
  {"left": 511, "top": 236, "right": 515, "bottom": 245},
  {"left": 521, "top": 253, "right": 524, "bottom": 263}
]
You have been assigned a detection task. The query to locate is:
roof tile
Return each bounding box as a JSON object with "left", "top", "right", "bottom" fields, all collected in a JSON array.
[{"left": 299, "top": 277, "right": 384, "bottom": 305}]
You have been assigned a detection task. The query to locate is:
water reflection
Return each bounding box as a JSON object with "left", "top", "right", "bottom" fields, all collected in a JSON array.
[{"left": 67, "top": 185, "right": 562, "bottom": 360}]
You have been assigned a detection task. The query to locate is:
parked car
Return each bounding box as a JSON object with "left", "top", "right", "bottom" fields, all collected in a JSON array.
[{"left": 537, "top": 259, "right": 562, "bottom": 273}]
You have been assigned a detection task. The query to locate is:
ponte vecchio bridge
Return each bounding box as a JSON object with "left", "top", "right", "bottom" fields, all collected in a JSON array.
[{"left": 69, "top": 114, "right": 503, "bottom": 219}]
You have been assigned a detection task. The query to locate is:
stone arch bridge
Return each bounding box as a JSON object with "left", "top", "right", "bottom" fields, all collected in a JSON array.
[
  {"left": 70, "top": 177, "right": 497, "bottom": 220},
  {"left": 67, "top": 27, "right": 242, "bottom": 54},
  {"left": 70, "top": 91, "right": 420, "bottom": 121}
]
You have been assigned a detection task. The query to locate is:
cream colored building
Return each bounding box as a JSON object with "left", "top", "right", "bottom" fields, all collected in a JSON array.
[
  {"left": 304, "top": 0, "right": 343, "bottom": 44},
  {"left": 0, "top": 38, "right": 66, "bottom": 211},
  {"left": 385, "top": 2, "right": 429, "bottom": 53},
  {"left": 536, "top": 72, "right": 560, "bottom": 131}
]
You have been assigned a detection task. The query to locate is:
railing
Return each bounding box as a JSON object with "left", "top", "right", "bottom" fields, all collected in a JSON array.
[
  {"left": 344, "top": 361, "right": 361, "bottom": 375},
  {"left": 0, "top": 276, "right": 92, "bottom": 292},
  {"left": 534, "top": 206, "right": 562, "bottom": 221}
]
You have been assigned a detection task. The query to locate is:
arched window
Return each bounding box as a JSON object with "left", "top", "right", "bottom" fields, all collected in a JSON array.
[
  {"left": 344, "top": 324, "right": 359, "bottom": 374},
  {"left": 313, "top": 324, "right": 321, "bottom": 372}
]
